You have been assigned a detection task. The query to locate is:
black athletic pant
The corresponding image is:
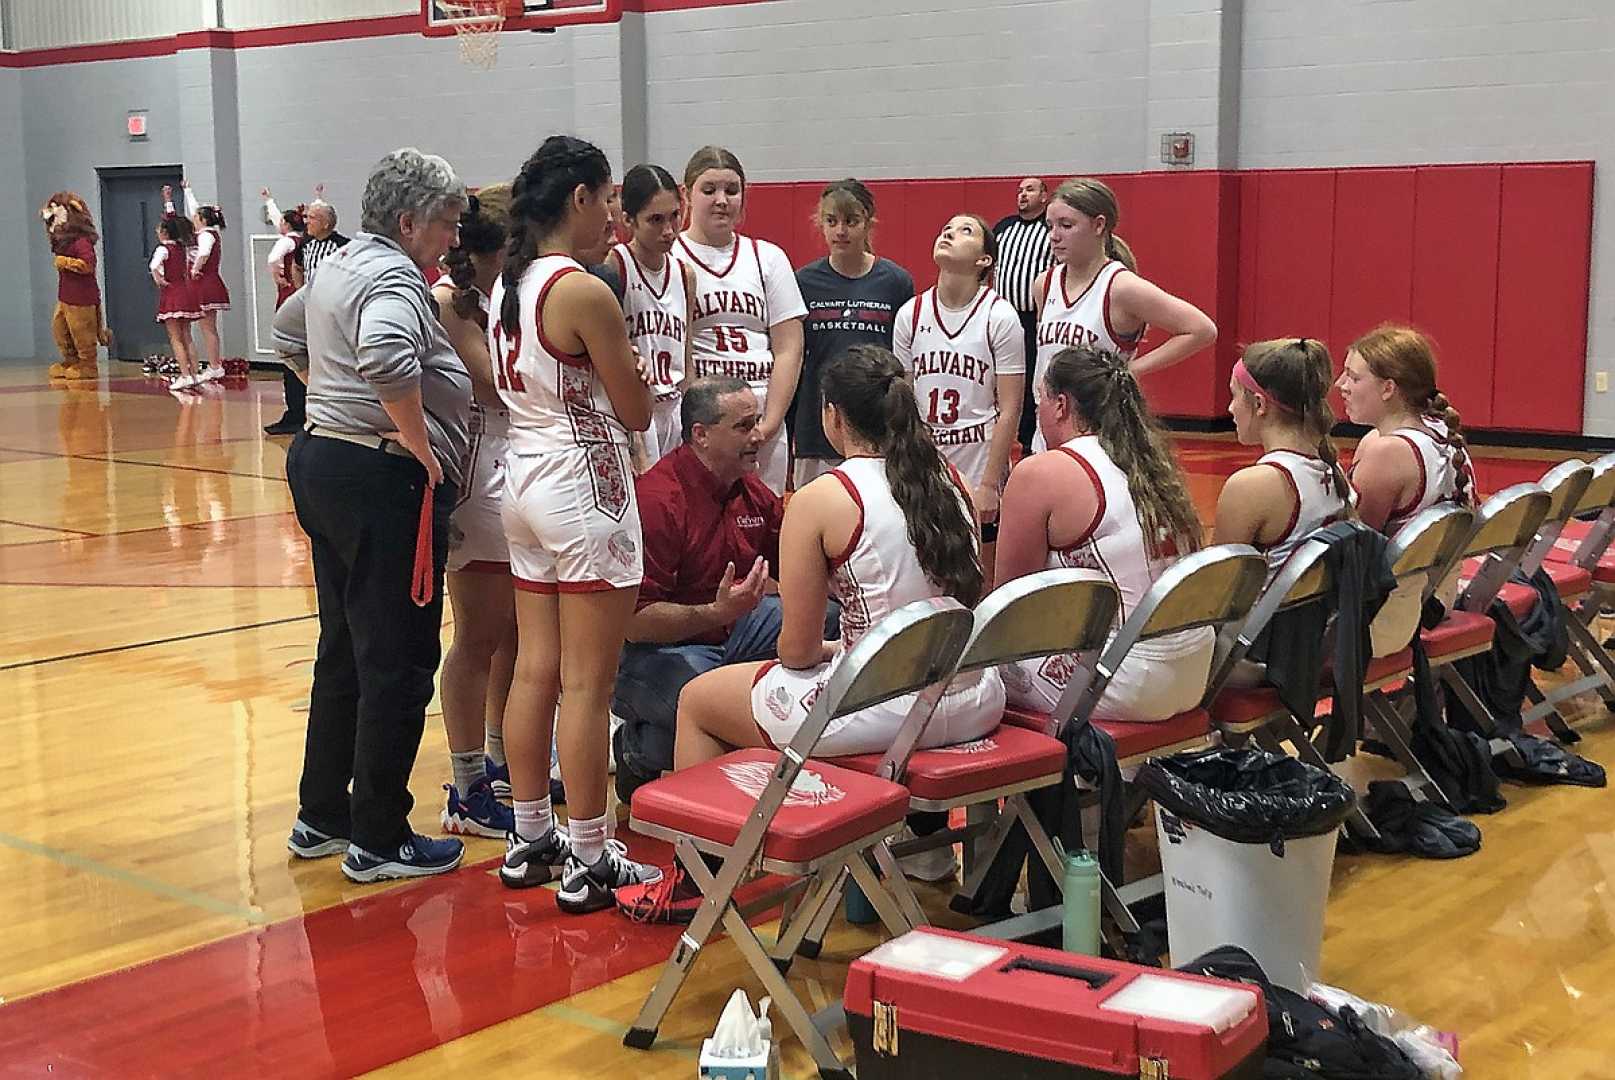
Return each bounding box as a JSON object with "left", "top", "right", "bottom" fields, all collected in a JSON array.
[
  {"left": 286, "top": 431, "right": 455, "bottom": 853},
  {"left": 280, "top": 367, "right": 307, "bottom": 425},
  {"left": 1016, "top": 309, "right": 1038, "bottom": 452}
]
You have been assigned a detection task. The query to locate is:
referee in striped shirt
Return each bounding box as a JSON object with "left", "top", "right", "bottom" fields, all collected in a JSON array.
[
  {"left": 993, "top": 177, "right": 1053, "bottom": 451},
  {"left": 265, "top": 199, "right": 351, "bottom": 435}
]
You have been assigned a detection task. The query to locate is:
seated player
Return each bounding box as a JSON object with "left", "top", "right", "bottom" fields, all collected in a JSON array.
[
  {"left": 1336, "top": 324, "right": 1475, "bottom": 653},
  {"left": 1212, "top": 337, "right": 1351, "bottom": 570},
  {"left": 997, "top": 345, "right": 1214, "bottom": 722},
  {"left": 617, "top": 344, "right": 1003, "bottom": 920}
]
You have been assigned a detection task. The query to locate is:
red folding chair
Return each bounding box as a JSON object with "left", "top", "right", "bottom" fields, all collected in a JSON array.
[
  {"left": 956, "top": 545, "right": 1271, "bottom": 942},
  {"left": 790, "top": 570, "right": 1122, "bottom": 957},
  {"left": 622, "top": 597, "right": 974, "bottom": 1079},
  {"left": 1208, "top": 509, "right": 1474, "bottom": 833},
  {"left": 1526, "top": 454, "right": 1615, "bottom": 735},
  {"left": 1406, "top": 483, "right": 1552, "bottom": 768}
]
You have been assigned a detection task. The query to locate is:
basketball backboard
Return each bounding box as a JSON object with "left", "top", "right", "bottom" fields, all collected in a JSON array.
[{"left": 421, "top": 0, "right": 620, "bottom": 36}]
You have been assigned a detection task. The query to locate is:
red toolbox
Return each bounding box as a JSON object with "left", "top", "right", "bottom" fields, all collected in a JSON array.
[{"left": 845, "top": 929, "right": 1266, "bottom": 1079}]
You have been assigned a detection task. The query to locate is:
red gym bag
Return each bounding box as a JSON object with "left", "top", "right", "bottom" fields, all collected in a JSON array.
[{"left": 845, "top": 929, "right": 1267, "bottom": 1080}]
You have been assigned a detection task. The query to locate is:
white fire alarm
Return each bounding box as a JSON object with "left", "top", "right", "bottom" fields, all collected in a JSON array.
[{"left": 1160, "top": 132, "right": 1194, "bottom": 166}]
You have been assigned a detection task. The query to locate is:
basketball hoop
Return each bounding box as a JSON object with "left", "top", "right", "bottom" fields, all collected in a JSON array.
[{"left": 438, "top": 0, "right": 518, "bottom": 70}]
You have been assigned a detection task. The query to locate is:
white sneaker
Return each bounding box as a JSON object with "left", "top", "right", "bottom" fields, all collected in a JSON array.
[
  {"left": 891, "top": 824, "right": 959, "bottom": 883},
  {"left": 201, "top": 364, "right": 226, "bottom": 382},
  {"left": 608, "top": 712, "right": 625, "bottom": 774},
  {"left": 170, "top": 374, "right": 197, "bottom": 390}
]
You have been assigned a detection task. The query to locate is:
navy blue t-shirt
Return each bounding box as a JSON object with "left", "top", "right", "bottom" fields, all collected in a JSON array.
[{"left": 792, "top": 256, "right": 915, "bottom": 460}]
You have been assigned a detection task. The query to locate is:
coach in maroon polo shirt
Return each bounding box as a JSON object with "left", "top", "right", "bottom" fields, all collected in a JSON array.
[{"left": 612, "top": 378, "right": 837, "bottom": 799}]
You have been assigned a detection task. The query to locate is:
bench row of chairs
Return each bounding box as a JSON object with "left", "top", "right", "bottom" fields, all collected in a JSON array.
[{"left": 618, "top": 451, "right": 1615, "bottom": 1080}]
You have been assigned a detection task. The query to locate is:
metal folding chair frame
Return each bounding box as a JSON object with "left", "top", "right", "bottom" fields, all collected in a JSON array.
[
  {"left": 952, "top": 545, "right": 1270, "bottom": 947},
  {"left": 623, "top": 598, "right": 975, "bottom": 1079}
]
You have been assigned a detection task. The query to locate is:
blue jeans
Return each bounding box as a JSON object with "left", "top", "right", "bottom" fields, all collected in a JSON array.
[{"left": 612, "top": 597, "right": 838, "bottom": 796}]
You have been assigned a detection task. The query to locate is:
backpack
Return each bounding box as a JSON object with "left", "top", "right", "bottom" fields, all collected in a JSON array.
[{"left": 1176, "top": 946, "right": 1423, "bottom": 1079}]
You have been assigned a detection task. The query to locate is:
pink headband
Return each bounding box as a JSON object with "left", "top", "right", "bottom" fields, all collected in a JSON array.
[{"left": 1233, "top": 358, "right": 1296, "bottom": 414}]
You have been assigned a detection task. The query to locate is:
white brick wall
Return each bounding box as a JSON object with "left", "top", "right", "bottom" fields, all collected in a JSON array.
[{"left": 1238, "top": 0, "right": 1615, "bottom": 433}]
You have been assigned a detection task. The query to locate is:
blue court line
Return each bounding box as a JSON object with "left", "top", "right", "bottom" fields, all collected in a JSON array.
[{"left": 0, "top": 830, "right": 266, "bottom": 924}]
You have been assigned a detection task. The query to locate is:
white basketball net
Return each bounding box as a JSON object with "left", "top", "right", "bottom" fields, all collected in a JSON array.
[{"left": 439, "top": 0, "right": 509, "bottom": 70}]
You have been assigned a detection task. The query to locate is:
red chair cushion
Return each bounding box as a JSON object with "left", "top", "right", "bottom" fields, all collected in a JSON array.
[
  {"left": 1419, "top": 609, "right": 1495, "bottom": 659},
  {"left": 1095, "top": 708, "right": 1215, "bottom": 760},
  {"left": 1208, "top": 652, "right": 1411, "bottom": 729},
  {"left": 1545, "top": 561, "right": 1594, "bottom": 601},
  {"left": 832, "top": 724, "right": 1066, "bottom": 801},
  {"left": 1547, "top": 519, "right": 1615, "bottom": 582},
  {"left": 630, "top": 749, "right": 910, "bottom": 864},
  {"left": 998, "top": 704, "right": 1216, "bottom": 759},
  {"left": 1209, "top": 686, "right": 1284, "bottom": 729},
  {"left": 1002, "top": 705, "right": 1051, "bottom": 734},
  {"left": 1460, "top": 557, "right": 1589, "bottom": 617}
]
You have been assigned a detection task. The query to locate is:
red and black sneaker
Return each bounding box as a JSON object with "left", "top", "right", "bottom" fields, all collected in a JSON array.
[{"left": 616, "top": 867, "right": 705, "bottom": 924}]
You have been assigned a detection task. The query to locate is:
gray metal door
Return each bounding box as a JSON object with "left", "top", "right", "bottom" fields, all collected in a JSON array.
[{"left": 99, "top": 166, "right": 183, "bottom": 362}]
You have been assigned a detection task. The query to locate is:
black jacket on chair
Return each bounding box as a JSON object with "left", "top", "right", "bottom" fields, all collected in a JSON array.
[{"left": 1252, "top": 521, "right": 1397, "bottom": 762}]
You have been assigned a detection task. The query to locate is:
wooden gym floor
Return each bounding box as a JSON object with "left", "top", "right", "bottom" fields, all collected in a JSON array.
[{"left": 0, "top": 361, "right": 1610, "bottom": 1078}]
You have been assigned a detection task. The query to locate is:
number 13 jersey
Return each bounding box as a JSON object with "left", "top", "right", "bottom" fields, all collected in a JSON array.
[{"left": 892, "top": 284, "right": 1025, "bottom": 487}]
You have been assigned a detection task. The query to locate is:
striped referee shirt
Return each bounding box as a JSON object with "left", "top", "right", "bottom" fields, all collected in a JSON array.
[
  {"left": 992, "top": 212, "right": 1053, "bottom": 315},
  {"left": 300, "top": 231, "right": 351, "bottom": 278}
]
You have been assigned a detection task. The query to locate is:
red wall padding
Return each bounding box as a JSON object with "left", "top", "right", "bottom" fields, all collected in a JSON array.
[
  {"left": 1492, "top": 164, "right": 1595, "bottom": 433},
  {"left": 741, "top": 161, "right": 1593, "bottom": 432},
  {"left": 1411, "top": 166, "right": 1502, "bottom": 428}
]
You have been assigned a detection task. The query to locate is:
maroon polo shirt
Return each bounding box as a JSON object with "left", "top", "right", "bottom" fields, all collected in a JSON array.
[{"left": 636, "top": 444, "right": 783, "bottom": 645}]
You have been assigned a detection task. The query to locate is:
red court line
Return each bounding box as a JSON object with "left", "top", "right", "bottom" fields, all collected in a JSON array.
[{"left": 0, "top": 851, "right": 775, "bottom": 1077}]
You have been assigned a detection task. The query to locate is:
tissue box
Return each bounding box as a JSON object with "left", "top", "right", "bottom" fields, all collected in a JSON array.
[{"left": 697, "top": 1038, "right": 778, "bottom": 1080}]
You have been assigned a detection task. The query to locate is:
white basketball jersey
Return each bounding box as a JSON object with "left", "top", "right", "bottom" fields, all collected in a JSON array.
[
  {"left": 678, "top": 232, "right": 779, "bottom": 392},
  {"left": 1378, "top": 420, "right": 1474, "bottom": 535},
  {"left": 489, "top": 254, "right": 630, "bottom": 457},
  {"left": 1046, "top": 435, "right": 1179, "bottom": 623},
  {"left": 1254, "top": 449, "right": 1348, "bottom": 568},
  {"left": 827, "top": 456, "right": 976, "bottom": 652},
  {"left": 895, "top": 285, "right": 1025, "bottom": 485},
  {"left": 613, "top": 243, "right": 688, "bottom": 400},
  {"left": 1032, "top": 261, "right": 1142, "bottom": 451}
]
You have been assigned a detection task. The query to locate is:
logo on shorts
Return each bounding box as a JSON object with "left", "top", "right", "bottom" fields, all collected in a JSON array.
[
  {"left": 719, "top": 759, "right": 846, "bottom": 807},
  {"left": 936, "top": 737, "right": 997, "bottom": 754},
  {"left": 607, "top": 530, "right": 637, "bottom": 567},
  {"left": 1038, "top": 652, "right": 1076, "bottom": 690},
  {"left": 765, "top": 686, "right": 794, "bottom": 722}
]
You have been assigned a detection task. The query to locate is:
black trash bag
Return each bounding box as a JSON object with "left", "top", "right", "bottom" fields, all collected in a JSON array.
[{"left": 1136, "top": 748, "right": 1356, "bottom": 855}]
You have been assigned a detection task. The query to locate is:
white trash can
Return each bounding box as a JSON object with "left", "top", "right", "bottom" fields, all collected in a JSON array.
[{"left": 1155, "top": 809, "right": 1337, "bottom": 992}]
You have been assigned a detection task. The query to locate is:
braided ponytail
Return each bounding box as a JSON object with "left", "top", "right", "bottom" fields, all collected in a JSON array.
[
  {"left": 1426, "top": 390, "right": 1472, "bottom": 505},
  {"left": 1349, "top": 324, "right": 1473, "bottom": 507},
  {"left": 500, "top": 135, "right": 613, "bottom": 331},
  {"left": 822, "top": 345, "right": 984, "bottom": 607}
]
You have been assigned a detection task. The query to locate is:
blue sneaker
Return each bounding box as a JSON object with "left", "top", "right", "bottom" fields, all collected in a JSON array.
[
  {"left": 341, "top": 833, "right": 464, "bottom": 883},
  {"left": 484, "top": 756, "right": 511, "bottom": 799},
  {"left": 287, "top": 818, "right": 349, "bottom": 859},
  {"left": 442, "top": 779, "right": 514, "bottom": 839}
]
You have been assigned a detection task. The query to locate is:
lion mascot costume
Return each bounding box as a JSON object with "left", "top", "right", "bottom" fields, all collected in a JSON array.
[{"left": 41, "top": 192, "right": 113, "bottom": 380}]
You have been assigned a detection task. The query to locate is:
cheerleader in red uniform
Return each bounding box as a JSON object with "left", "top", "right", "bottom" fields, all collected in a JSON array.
[
  {"left": 150, "top": 212, "right": 202, "bottom": 391},
  {"left": 165, "top": 182, "right": 230, "bottom": 381}
]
